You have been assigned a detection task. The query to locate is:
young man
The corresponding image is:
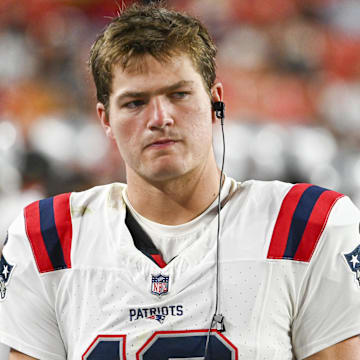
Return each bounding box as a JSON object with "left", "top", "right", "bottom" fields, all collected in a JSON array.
[{"left": 1, "top": 3, "right": 360, "bottom": 360}]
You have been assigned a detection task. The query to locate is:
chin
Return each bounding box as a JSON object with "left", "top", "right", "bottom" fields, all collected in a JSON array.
[
  {"left": 147, "top": 171, "right": 183, "bottom": 183},
  {"left": 143, "top": 166, "right": 187, "bottom": 183},
  {"left": 140, "top": 158, "right": 187, "bottom": 182}
]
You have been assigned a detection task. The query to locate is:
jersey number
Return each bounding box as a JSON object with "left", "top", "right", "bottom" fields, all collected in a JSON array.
[{"left": 83, "top": 330, "right": 238, "bottom": 359}]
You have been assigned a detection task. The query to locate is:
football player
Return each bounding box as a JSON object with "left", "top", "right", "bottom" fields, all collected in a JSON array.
[{"left": 1, "top": 3, "right": 360, "bottom": 360}]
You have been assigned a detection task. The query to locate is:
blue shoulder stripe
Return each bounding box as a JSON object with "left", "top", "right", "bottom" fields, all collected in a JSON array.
[
  {"left": 25, "top": 193, "right": 73, "bottom": 273},
  {"left": 283, "top": 186, "right": 327, "bottom": 259},
  {"left": 267, "top": 183, "right": 343, "bottom": 262},
  {"left": 39, "top": 197, "right": 67, "bottom": 270}
]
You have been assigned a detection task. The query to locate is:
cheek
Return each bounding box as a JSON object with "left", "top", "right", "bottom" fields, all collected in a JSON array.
[
  {"left": 110, "top": 117, "right": 134, "bottom": 144},
  {"left": 109, "top": 121, "right": 135, "bottom": 161},
  {"left": 188, "top": 110, "right": 213, "bottom": 143}
]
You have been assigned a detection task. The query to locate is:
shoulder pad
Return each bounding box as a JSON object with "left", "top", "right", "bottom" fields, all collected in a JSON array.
[
  {"left": 267, "top": 183, "right": 343, "bottom": 262},
  {"left": 24, "top": 193, "right": 72, "bottom": 273}
]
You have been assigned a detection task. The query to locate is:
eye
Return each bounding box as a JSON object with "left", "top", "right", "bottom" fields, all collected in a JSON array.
[
  {"left": 123, "top": 100, "right": 145, "bottom": 109},
  {"left": 170, "top": 91, "right": 190, "bottom": 100}
]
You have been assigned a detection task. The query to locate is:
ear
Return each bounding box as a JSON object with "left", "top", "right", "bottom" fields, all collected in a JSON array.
[
  {"left": 210, "top": 82, "right": 224, "bottom": 123},
  {"left": 97, "top": 102, "right": 114, "bottom": 140}
]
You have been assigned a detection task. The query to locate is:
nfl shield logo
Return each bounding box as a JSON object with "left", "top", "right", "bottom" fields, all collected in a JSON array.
[{"left": 151, "top": 274, "right": 169, "bottom": 296}]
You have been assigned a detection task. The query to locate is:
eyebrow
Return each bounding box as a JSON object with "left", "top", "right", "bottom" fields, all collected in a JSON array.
[{"left": 115, "top": 80, "right": 194, "bottom": 103}]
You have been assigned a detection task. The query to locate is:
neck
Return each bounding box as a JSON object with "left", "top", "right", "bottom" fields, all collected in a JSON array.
[{"left": 126, "top": 153, "right": 221, "bottom": 225}]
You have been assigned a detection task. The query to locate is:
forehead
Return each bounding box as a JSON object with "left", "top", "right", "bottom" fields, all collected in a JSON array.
[{"left": 111, "top": 54, "right": 204, "bottom": 94}]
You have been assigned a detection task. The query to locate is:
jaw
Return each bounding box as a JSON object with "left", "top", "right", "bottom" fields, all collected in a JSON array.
[
  {"left": 128, "top": 152, "right": 190, "bottom": 184},
  {"left": 126, "top": 145, "right": 218, "bottom": 193},
  {"left": 124, "top": 146, "right": 221, "bottom": 224}
]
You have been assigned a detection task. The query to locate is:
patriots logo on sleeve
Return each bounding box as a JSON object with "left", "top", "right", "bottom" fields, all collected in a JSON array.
[
  {"left": 344, "top": 244, "right": 360, "bottom": 287},
  {"left": 0, "top": 253, "right": 15, "bottom": 301}
]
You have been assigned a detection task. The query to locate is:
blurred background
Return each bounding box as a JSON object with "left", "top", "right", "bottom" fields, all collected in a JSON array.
[
  {"left": 1, "top": 0, "right": 360, "bottom": 242},
  {"left": 1, "top": 0, "right": 360, "bottom": 357}
]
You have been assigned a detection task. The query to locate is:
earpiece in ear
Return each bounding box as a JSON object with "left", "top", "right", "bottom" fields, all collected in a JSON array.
[{"left": 212, "top": 101, "right": 225, "bottom": 120}]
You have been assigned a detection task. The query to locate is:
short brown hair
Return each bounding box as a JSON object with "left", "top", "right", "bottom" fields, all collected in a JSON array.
[{"left": 89, "top": 2, "right": 217, "bottom": 113}]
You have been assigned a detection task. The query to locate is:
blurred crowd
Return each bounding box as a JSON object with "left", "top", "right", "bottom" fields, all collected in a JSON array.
[{"left": 1, "top": 0, "right": 360, "bottom": 241}]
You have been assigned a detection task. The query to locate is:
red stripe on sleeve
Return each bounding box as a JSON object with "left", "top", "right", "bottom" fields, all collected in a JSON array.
[
  {"left": 293, "top": 190, "right": 343, "bottom": 262},
  {"left": 24, "top": 201, "right": 54, "bottom": 273},
  {"left": 267, "top": 183, "right": 312, "bottom": 260},
  {"left": 151, "top": 254, "right": 167, "bottom": 268},
  {"left": 53, "top": 193, "right": 72, "bottom": 269}
]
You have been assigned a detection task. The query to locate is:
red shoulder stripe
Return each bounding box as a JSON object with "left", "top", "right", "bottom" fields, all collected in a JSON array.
[
  {"left": 24, "top": 193, "right": 72, "bottom": 273},
  {"left": 24, "top": 200, "right": 54, "bottom": 273},
  {"left": 53, "top": 193, "right": 72, "bottom": 269},
  {"left": 293, "top": 189, "right": 343, "bottom": 262},
  {"left": 267, "top": 183, "right": 311, "bottom": 260}
]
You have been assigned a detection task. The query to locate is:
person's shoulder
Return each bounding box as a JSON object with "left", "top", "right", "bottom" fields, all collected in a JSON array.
[
  {"left": 70, "top": 182, "right": 127, "bottom": 214},
  {"left": 230, "top": 179, "right": 293, "bottom": 211},
  {"left": 237, "top": 179, "right": 293, "bottom": 199},
  {"left": 237, "top": 179, "right": 345, "bottom": 211},
  {"left": 326, "top": 193, "right": 359, "bottom": 227},
  {"left": 21, "top": 182, "right": 127, "bottom": 274},
  {"left": 232, "top": 178, "right": 351, "bottom": 262},
  {"left": 264, "top": 181, "right": 348, "bottom": 262},
  {"left": 23, "top": 182, "right": 127, "bottom": 216}
]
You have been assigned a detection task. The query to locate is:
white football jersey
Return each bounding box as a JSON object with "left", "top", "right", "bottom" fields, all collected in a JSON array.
[{"left": 1, "top": 179, "right": 360, "bottom": 360}]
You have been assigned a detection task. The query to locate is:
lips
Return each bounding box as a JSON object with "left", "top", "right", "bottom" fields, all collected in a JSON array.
[{"left": 147, "top": 139, "right": 177, "bottom": 148}]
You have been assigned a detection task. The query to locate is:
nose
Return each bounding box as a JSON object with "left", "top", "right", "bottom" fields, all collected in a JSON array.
[{"left": 147, "top": 96, "right": 174, "bottom": 130}]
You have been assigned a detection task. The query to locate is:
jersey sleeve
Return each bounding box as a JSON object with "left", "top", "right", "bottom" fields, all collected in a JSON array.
[
  {"left": 0, "top": 212, "right": 66, "bottom": 360},
  {"left": 292, "top": 195, "right": 360, "bottom": 359}
]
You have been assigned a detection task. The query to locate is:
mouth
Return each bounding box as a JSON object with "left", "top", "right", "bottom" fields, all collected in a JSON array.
[{"left": 147, "top": 139, "right": 177, "bottom": 149}]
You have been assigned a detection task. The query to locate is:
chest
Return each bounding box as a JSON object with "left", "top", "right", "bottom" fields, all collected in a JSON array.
[
  {"left": 60, "top": 197, "right": 300, "bottom": 359},
  {"left": 54, "top": 256, "right": 297, "bottom": 359}
]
